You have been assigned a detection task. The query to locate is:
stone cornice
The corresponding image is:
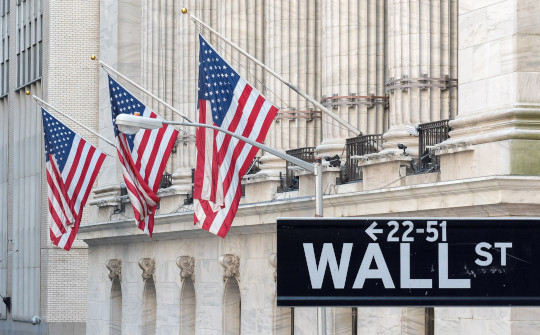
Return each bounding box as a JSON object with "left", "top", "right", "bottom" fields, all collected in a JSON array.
[{"left": 79, "top": 176, "right": 540, "bottom": 244}]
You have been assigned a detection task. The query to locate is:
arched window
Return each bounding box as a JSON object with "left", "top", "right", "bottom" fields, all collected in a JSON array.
[
  {"left": 110, "top": 278, "right": 122, "bottom": 335},
  {"left": 223, "top": 277, "right": 241, "bottom": 334},
  {"left": 180, "top": 278, "right": 196, "bottom": 335},
  {"left": 143, "top": 278, "right": 157, "bottom": 335}
]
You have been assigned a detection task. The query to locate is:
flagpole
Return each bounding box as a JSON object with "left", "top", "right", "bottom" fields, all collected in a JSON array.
[
  {"left": 97, "top": 60, "right": 194, "bottom": 123},
  {"left": 31, "top": 94, "right": 117, "bottom": 148},
  {"left": 181, "top": 8, "right": 362, "bottom": 137}
]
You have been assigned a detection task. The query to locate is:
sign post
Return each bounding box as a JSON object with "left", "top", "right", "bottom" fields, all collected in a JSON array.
[{"left": 277, "top": 218, "right": 540, "bottom": 306}]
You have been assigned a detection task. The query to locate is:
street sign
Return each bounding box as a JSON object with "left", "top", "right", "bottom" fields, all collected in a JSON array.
[{"left": 277, "top": 218, "right": 540, "bottom": 307}]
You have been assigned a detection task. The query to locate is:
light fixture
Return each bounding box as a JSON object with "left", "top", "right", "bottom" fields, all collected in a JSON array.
[
  {"left": 31, "top": 316, "right": 41, "bottom": 325},
  {"left": 324, "top": 155, "right": 341, "bottom": 167},
  {"left": 405, "top": 124, "right": 419, "bottom": 136},
  {"left": 115, "top": 113, "right": 163, "bottom": 135},
  {"left": 397, "top": 143, "right": 408, "bottom": 155}
]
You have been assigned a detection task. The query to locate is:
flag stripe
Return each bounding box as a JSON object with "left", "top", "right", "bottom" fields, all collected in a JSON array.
[
  {"left": 194, "top": 35, "right": 279, "bottom": 238},
  {"left": 108, "top": 76, "right": 178, "bottom": 237},
  {"left": 42, "top": 108, "right": 106, "bottom": 251}
]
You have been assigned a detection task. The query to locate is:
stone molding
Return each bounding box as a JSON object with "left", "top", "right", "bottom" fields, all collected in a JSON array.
[
  {"left": 138, "top": 258, "right": 156, "bottom": 281},
  {"left": 176, "top": 256, "right": 195, "bottom": 281},
  {"left": 269, "top": 253, "right": 277, "bottom": 282},
  {"left": 219, "top": 254, "right": 240, "bottom": 282},
  {"left": 106, "top": 259, "right": 122, "bottom": 282}
]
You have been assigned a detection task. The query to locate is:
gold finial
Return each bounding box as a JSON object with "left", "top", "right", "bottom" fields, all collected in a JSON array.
[
  {"left": 181, "top": 8, "right": 188, "bottom": 14},
  {"left": 25, "top": 90, "right": 30, "bottom": 95},
  {"left": 91, "top": 55, "right": 96, "bottom": 60}
]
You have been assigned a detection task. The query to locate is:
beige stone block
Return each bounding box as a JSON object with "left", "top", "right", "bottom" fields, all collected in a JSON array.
[
  {"left": 473, "top": 307, "right": 511, "bottom": 320},
  {"left": 459, "top": 318, "right": 488, "bottom": 335},
  {"left": 486, "top": 0, "right": 516, "bottom": 41},
  {"left": 511, "top": 308, "right": 540, "bottom": 321},
  {"left": 515, "top": 72, "right": 540, "bottom": 105},
  {"left": 517, "top": 0, "right": 540, "bottom": 34},
  {"left": 473, "top": 43, "right": 488, "bottom": 81},
  {"left": 361, "top": 160, "right": 403, "bottom": 190},
  {"left": 485, "top": 40, "right": 502, "bottom": 77},
  {"left": 511, "top": 321, "right": 540, "bottom": 335},
  {"left": 460, "top": 0, "right": 475, "bottom": 15},
  {"left": 459, "top": 8, "right": 487, "bottom": 49},
  {"left": 435, "top": 318, "right": 461, "bottom": 335},
  {"left": 458, "top": 80, "right": 487, "bottom": 115},
  {"left": 459, "top": 47, "right": 474, "bottom": 84},
  {"left": 516, "top": 35, "right": 540, "bottom": 72}
]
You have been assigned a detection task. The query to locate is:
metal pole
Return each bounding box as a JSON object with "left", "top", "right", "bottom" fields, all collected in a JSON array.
[
  {"left": 181, "top": 9, "right": 362, "bottom": 137},
  {"left": 32, "top": 95, "right": 117, "bottom": 148},
  {"left": 314, "top": 160, "right": 323, "bottom": 217},
  {"left": 314, "top": 158, "right": 325, "bottom": 335},
  {"left": 98, "top": 61, "right": 193, "bottom": 123},
  {"left": 164, "top": 120, "right": 314, "bottom": 172}
]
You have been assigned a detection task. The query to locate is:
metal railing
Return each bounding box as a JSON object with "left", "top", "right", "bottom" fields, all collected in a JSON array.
[
  {"left": 159, "top": 172, "right": 173, "bottom": 189},
  {"left": 417, "top": 119, "right": 451, "bottom": 172},
  {"left": 343, "top": 134, "right": 383, "bottom": 183},
  {"left": 279, "top": 147, "right": 316, "bottom": 192}
]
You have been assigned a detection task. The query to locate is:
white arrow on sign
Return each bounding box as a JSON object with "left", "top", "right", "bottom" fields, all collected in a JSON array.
[{"left": 366, "top": 221, "right": 383, "bottom": 241}]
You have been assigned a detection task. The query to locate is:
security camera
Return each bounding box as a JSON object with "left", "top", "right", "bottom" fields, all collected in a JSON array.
[
  {"left": 31, "top": 315, "right": 41, "bottom": 325},
  {"left": 397, "top": 143, "right": 408, "bottom": 156}
]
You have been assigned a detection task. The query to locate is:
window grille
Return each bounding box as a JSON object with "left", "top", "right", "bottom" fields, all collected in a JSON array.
[
  {"left": 279, "top": 147, "right": 315, "bottom": 192},
  {"left": 417, "top": 119, "right": 451, "bottom": 172},
  {"left": 343, "top": 134, "right": 383, "bottom": 183},
  {"left": 16, "top": 0, "right": 42, "bottom": 88},
  {"left": 159, "top": 172, "right": 172, "bottom": 189},
  {"left": 0, "top": 0, "right": 9, "bottom": 96}
]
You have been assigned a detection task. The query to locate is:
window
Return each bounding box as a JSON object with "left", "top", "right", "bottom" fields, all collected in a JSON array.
[
  {"left": 16, "top": 0, "right": 42, "bottom": 88},
  {"left": 0, "top": 0, "right": 9, "bottom": 96}
]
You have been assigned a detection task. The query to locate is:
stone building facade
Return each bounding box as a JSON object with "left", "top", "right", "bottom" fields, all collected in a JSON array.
[
  {"left": 0, "top": 0, "right": 536, "bottom": 334},
  {"left": 81, "top": 0, "right": 540, "bottom": 334},
  {"left": 0, "top": 0, "right": 99, "bottom": 334}
]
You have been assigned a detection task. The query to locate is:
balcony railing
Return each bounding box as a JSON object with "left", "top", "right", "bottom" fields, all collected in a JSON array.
[
  {"left": 279, "top": 147, "right": 316, "bottom": 192},
  {"left": 159, "top": 172, "right": 173, "bottom": 189},
  {"left": 343, "top": 134, "right": 383, "bottom": 183},
  {"left": 417, "top": 119, "right": 451, "bottom": 172}
]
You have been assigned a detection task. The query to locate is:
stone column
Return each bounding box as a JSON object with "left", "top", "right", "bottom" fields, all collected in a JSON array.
[
  {"left": 257, "top": 0, "right": 322, "bottom": 178},
  {"left": 171, "top": 0, "right": 199, "bottom": 197},
  {"left": 317, "top": 0, "right": 388, "bottom": 157},
  {"left": 92, "top": 0, "right": 143, "bottom": 219},
  {"left": 384, "top": 0, "right": 458, "bottom": 156}
]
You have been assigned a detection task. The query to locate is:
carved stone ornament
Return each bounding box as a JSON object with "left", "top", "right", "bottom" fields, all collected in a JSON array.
[
  {"left": 106, "top": 259, "right": 122, "bottom": 282},
  {"left": 268, "top": 253, "right": 277, "bottom": 282},
  {"left": 219, "top": 254, "right": 240, "bottom": 282},
  {"left": 138, "top": 258, "right": 156, "bottom": 280},
  {"left": 176, "top": 256, "right": 195, "bottom": 280}
]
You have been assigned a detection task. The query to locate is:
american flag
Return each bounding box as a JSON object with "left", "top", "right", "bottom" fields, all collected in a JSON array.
[
  {"left": 108, "top": 76, "right": 179, "bottom": 237},
  {"left": 194, "top": 35, "right": 279, "bottom": 237},
  {"left": 42, "top": 108, "right": 106, "bottom": 251}
]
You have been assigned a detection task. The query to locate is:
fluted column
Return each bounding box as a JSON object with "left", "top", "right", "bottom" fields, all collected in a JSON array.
[
  {"left": 172, "top": 0, "right": 199, "bottom": 194},
  {"left": 317, "top": 0, "right": 388, "bottom": 157},
  {"left": 384, "top": 0, "right": 457, "bottom": 155},
  {"left": 259, "top": 0, "right": 322, "bottom": 177}
]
